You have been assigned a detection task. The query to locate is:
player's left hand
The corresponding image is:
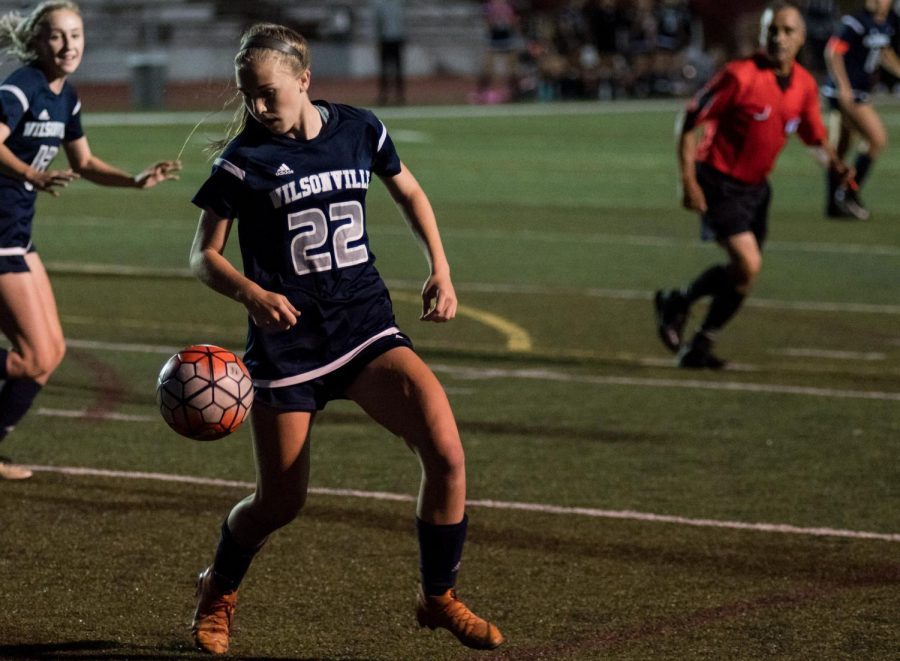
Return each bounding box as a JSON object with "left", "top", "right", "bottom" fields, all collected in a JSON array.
[
  {"left": 420, "top": 272, "right": 457, "bottom": 322},
  {"left": 134, "top": 160, "right": 182, "bottom": 188}
]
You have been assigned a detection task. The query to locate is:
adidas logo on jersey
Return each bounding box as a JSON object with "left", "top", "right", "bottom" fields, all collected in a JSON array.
[
  {"left": 275, "top": 163, "right": 294, "bottom": 176},
  {"left": 38, "top": 109, "right": 50, "bottom": 120}
]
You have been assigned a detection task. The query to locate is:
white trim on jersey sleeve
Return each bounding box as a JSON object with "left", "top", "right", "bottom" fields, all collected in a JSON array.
[
  {"left": 214, "top": 157, "right": 246, "bottom": 181},
  {"left": 72, "top": 99, "right": 81, "bottom": 115},
  {"left": 842, "top": 15, "right": 865, "bottom": 35},
  {"left": 377, "top": 121, "right": 388, "bottom": 152},
  {"left": 253, "top": 326, "right": 401, "bottom": 389},
  {"left": 0, "top": 84, "right": 29, "bottom": 113}
]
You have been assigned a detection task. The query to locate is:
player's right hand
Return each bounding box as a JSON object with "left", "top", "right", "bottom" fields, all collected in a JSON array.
[
  {"left": 28, "top": 168, "right": 79, "bottom": 196},
  {"left": 246, "top": 290, "right": 300, "bottom": 332},
  {"left": 681, "top": 179, "right": 707, "bottom": 213}
]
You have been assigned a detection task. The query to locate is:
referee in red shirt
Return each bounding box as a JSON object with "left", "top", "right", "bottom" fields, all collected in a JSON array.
[{"left": 654, "top": 1, "right": 852, "bottom": 368}]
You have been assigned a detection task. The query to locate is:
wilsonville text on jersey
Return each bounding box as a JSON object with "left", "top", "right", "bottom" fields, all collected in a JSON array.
[{"left": 268, "top": 168, "right": 373, "bottom": 209}]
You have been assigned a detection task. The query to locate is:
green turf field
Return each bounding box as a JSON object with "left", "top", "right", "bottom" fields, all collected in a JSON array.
[{"left": 1, "top": 100, "right": 898, "bottom": 660}]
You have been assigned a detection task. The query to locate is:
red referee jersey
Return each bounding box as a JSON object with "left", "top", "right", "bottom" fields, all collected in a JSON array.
[{"left": 687, "top": 53, "right": 826, "bottom": 185}]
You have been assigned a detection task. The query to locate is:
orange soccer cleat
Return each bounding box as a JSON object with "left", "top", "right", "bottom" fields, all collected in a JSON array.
[
  {"left": 416, "top": 586, "right": 504, "bottom": 650},
  {"left": 191, "top": 567, "right": 238, "bottom": 655}
]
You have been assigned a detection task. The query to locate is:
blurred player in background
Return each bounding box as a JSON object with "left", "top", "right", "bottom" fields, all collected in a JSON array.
[
  {"left": 655, "top": 1, "right": 851, "bottom": 368},
  {"left": 822, "top": 0, "right": 900, "bottom": 220},
  {"left": 188, "top": 22, "right": 503, "bottom": 655},
  {"left": 0, "top": 1, "right": 180, "bottom": 480},
  {"left": 473, "top": 0, "right": 520, "bottom": 103},
  {"left": 371, "top": 0, "right": 407, "bottom": 105}
]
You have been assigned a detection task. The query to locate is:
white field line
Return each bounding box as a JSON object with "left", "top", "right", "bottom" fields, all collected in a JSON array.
[
  {"left": 20, "top": 464, "right": 900, "bottom": 543},
  {"left": 431, "top": 364, "right": 900, "bottom": 401},
  {"left": 43, "top": 337, "right": 900, "bottom": 403},
  {"left": 37, "top": 407, "right": 156, "bottom": 422},
  {"left": 775, "top": 348, "right": 886, "bottom": 361},
  {"left": 45, "top": 261, "right": 900, "bottom": 316}
]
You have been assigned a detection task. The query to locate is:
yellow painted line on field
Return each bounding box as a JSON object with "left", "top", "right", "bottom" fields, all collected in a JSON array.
[{"left": 390, "top": 291, "right": 533, "bottom": 352}]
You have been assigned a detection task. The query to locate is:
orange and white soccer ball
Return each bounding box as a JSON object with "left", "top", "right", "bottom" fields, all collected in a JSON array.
[{"left": 156, "top": 344, "right": 254, "bottom": 441}]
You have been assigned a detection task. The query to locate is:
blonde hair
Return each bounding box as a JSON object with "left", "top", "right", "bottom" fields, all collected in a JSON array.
[
  {"left": 0, "top": 1, "right": 81, "bottom": 63},
  {"left": 209, "top": 23, "right": 311, "bottom": 156}
]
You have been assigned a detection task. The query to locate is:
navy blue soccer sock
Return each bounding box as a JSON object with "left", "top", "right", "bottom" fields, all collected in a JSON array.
[
  {"left": 416, "top": 514, "right": 468, "bottom": 596},
  {"left": 853, "top": 153, "right": 873, "bottom": 188},
  {"left": 0, "top": 377, "right": 42, "bottom": 443},
  {"left": 210, "top": 519, "right": 265, "bottom": 592}
]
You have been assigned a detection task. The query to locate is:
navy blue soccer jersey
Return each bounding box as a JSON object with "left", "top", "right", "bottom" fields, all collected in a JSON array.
[
  {"left": 0, "top": 63, "right": 83, "bottom": 253},
  {"left": 192, "top": 102, "right": 404, "bottom": 387},
  {"left": 823, "top": 10, "right": 896, "bottom": 99}
]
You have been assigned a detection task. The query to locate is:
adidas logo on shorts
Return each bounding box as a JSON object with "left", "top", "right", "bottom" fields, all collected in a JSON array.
[{"left": 275, "top": 163, "right": 294, "bottom": 176}]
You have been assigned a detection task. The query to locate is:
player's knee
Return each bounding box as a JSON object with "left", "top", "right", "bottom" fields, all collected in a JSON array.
[
  {"left": 250, "top": 491, "right": 307, "bottom": 532},
  {"left": 19, "top": 349, "right": 59, "bottom": 380},
  {"left": 732, "top": 259, "right": 761, "bottom": 291},
  {"left": 49, "top": 339, "right": 66, "bottom": 371},
  {"left": 421, "top": 438, "right": 466, "bottom": 484}
]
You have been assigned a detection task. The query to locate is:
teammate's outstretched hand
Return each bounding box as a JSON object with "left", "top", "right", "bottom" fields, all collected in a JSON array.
[
  {"left": 135, "top": 160, "right": 182, "bottom": 188},
  {"left": 421, "top": 272, "right": 457, "bottom": 322}
]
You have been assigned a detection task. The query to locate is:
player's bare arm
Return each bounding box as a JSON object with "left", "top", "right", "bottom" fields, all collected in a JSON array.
[
  {"left": 824, "top": 42, "right": 856, "bottom": 110},
  {"left": 675, "top": 112, "right": 707, "bottom": 213},
  {"left": 190, "top": 208, "right": 299, "bottom": 331},
  {"left": 0, "top": 122, "right": 77, "bottom": 195},
  {"left": 879, "top": 46, "right": 900, "bottom": 79},
  {"left": 381, "top": 162, "right": 457, "bottom": 322},
  {"left": 63, "top": 136, "right": 180, "bottom": 188}
]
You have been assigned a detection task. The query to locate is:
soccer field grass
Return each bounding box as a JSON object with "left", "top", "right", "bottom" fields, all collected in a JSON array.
[{"left": 1, "top": 100, "right": 898, "bottom": 659}]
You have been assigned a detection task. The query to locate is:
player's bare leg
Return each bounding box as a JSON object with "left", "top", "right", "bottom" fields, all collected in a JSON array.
[
  {"left": 348, "top": 347, "right": 504, "bottom": 650},
  {"left": 192, "top": 405, "right": 313, "bottom": 654},
  {"left": 0, "top": 254, "right": 65, "bottom": 479},
  {"left": 832, "top": 104, "right": 886, "bottom": 219}
]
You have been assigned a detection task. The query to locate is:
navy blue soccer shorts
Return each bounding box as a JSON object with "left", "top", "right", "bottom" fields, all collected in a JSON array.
[
  {"left": 252, "top": 329, "right": 414, "bottom": 412},
  {"left": 696, "top": 162, "right": 771, "bottom": 248},
  {"left": 0, "top": 241, "right": 35, "bottom": 274}
]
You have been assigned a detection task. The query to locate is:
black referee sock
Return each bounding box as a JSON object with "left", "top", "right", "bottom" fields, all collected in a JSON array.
[
  {"left": 211, "top": 519, "right": 265, "bottom": 592},
  {"left": 0, "top": 348, "right": 7, "bottom": 379},
  {"left": 701, "top": 285, "right": 746, "bottom": 334},
  {"left": 416, "top": 514, "right": 468, "bottom": 596},
  {"left": 0, "top": 378, "right": 42, "bottom": 443},
  {"left": 683, "top": 264, "right": 730, "bottom": 303}
]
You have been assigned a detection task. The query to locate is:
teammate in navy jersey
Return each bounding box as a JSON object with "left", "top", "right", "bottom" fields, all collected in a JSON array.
[
  {"left": 655, "top": 2, "right": 851, "bottom": 368},
  {"left": 188, "top": 23, "right": 503, "bottom": 654},
  {"left": 822, "top": 0, "right": 900, "bottom": 219},
  {"left": 0, "top": 1, "right": 180, "bottom": 480}
]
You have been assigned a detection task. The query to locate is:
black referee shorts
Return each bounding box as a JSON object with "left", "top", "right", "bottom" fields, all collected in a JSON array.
[{"left": 696, "top": 162, "right": 771, "bottom": 247}]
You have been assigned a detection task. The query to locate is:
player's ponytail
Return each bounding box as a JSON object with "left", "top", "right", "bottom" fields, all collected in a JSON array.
[
  {"left": 0, "top": 1, "right": 80, "bottom": 63},
  {"left": 208, "top": 23, "right": 311, "bottom": 156}
]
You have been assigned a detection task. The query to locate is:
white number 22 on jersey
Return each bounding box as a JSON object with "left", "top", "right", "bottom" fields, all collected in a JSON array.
[{"left": 288, "top": 201, "right": 369, "bottom": 276}]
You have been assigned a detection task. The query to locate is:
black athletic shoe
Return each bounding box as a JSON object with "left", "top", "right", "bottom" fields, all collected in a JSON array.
[
  {"left": 832, "top": 187, "right": 870, "bottom": 220},
  {"left": 654, "top": 289, "right": 688, "bottom": 353},
  {"left": 677, "top": 333, "right": 726, "bottom": 369}
]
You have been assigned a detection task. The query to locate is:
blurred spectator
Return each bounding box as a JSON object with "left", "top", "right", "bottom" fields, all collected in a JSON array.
[
  {"left": 475, "top": 0, "right": 702, "bottom": 104},
  {"left": 474, "top": 0, "right": 522, "bottom": 103},
  {"left": 584, "top": 0, "right": 629, "bottom": 99},
  {"left": 622, "top": 0, "right": 659, "bottom": 97},
  {"left": 371, "top": 0, "right": 407, "bottom": 105},
  {"left": 799, "top": 0, "right": 838, "bottom": 77},
  {"left": 654, "top": 0, "right": 693, "bottom": 95}
]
